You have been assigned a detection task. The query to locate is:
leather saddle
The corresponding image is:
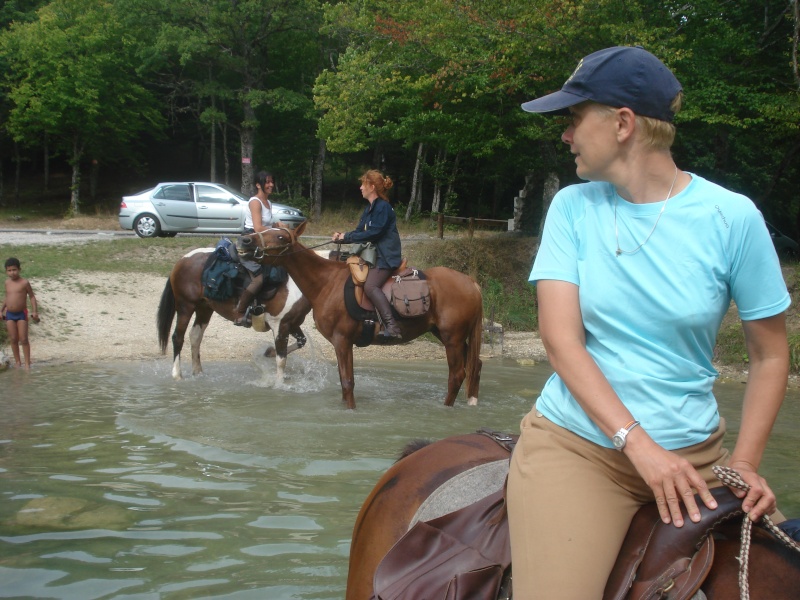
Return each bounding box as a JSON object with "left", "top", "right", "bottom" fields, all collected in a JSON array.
[
  {"left": 345, "top": 255, "right": 408, "bottom": 310},
  {"left": 371, "top": 429, "right": 756, "bottom": 600}
]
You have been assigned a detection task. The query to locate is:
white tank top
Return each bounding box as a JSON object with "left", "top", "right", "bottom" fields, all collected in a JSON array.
[{"left": 243, "top": 196, "right": 272, "bottom": 231}]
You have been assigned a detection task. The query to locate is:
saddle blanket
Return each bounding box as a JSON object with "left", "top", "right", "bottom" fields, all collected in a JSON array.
[{"left": 410, "top": 459, "right": 509, "bottom": 529}]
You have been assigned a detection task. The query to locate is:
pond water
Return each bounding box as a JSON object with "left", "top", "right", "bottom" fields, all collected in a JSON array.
[{"left": 1, "top": 351, "right": 798, "bottom": 599}]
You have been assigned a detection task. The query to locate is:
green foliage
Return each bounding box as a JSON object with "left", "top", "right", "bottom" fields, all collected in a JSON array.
[
  {"left": 1, "top": 0, "right": 800, "bottom": 238},
  {"left": 713, "top": 321, "right": 748, "bottom": 369},
  {"left": 0, "top": 0, "right": 165, "bottom": 214}
]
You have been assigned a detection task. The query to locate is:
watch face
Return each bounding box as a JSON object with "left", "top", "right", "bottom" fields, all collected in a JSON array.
[{"left": 612, "top": 434, "right": 624, "bottom": 449}]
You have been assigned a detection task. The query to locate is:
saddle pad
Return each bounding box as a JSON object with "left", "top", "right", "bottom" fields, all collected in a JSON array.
[{"left": 409, "top": 459, "right": 509, "bottom": 529}]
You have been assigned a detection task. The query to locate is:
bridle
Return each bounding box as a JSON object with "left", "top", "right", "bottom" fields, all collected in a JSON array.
[{"left": 241, "top": 227, "right": 338, "bottom": 261}]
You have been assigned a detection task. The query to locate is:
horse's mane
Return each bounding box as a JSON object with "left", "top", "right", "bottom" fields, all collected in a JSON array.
[{"left": 396, "top": 439, "right": 433, "bottom": 463}]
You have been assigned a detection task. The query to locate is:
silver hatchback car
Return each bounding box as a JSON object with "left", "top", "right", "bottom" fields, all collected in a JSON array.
[{"left": 118, "top": 181, "right": 306, "bottom": 238}]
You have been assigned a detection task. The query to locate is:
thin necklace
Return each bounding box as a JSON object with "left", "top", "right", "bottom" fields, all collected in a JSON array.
[{"left": 614, "top": 166, "right": 678, "bottom": 257}]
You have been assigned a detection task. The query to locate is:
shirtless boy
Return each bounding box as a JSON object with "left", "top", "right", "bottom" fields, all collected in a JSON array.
[{"left": 2, "top": 257, "right": 39, "bottom": 369}]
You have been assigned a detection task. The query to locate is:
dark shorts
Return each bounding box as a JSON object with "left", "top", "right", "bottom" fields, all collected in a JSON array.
[{"left": 5, "top": 309, "right": 27, "bottom": 322}]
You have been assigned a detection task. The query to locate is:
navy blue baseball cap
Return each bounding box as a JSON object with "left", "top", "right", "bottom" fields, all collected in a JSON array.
[{"left": 521, "top": 46, "right": 682, "bottom": 122}]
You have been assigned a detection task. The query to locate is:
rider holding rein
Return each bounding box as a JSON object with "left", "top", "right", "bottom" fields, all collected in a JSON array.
[
  {"left": 234, "top": 170, "right": 275, "bottom": 327},
  {"left": 509, "top": 46, "right": 790, "bottom": 599},
  {"left": 332, "top": 169, "right": 402, "bottom": 339}
]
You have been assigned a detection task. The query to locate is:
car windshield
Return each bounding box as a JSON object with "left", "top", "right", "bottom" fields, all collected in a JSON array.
[{"left": 218, "top": 184, "right": 249, "bottom": 202}]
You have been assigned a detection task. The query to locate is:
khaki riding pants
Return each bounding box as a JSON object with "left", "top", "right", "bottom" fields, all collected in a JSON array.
[{"left": 507, "top": 409, "right": 729, "bottom": 600}]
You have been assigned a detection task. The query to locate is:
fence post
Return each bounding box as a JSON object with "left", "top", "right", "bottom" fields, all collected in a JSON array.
[
  {"left": 437, "top": 213, "right": 444, "bottom": 239},
  {"left": 468, "top": 217, "right": 475, "bottom": 239}
]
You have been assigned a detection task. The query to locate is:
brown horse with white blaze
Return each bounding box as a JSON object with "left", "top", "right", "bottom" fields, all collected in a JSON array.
[
  {"left": 241, "top": 222, "right": 483, "bottom": 409},
  {"left": 157, "top": 247, "right": 311, "bottom": 383}
]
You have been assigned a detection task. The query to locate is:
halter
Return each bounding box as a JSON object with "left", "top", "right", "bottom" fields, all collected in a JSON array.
[{"left": 240, "top": 227, "right": 338, "bottom": 261}]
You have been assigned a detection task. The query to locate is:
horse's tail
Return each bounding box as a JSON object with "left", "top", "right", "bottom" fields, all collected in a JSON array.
[
  {"left": 464, "top": 282, "right": 483, "bottom": 403},
  {"left": 157, "top": 277, "right": 176, "bottom": 354}
]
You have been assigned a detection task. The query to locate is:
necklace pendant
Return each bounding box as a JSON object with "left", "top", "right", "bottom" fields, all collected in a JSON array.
[{"left": 615, "top": 248, "right": 622, "bottom": 257}]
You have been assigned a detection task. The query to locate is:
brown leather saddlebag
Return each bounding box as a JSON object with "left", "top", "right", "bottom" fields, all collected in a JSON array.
[
  {"left": 390, "top": 270, "right": 430, "bottom": 318},
  {"left": 371, "top": 487, "right": 510, "bottom": 600},
  {"left": 347, "top": 255, "right": 369, "bottom": 285}
]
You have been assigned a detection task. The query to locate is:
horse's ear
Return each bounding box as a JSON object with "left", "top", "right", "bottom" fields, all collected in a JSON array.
[{"left": 294, "top": 220, "right": 307, "bottom": 238}]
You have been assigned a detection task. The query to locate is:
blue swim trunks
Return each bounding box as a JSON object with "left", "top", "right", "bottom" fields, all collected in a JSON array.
[{"left": 4, "top": 309, "right": 27, "bottom": 321}]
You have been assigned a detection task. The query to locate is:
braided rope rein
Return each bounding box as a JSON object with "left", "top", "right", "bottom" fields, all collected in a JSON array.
[{"left": 712, "top": 465, "right": 800, "bottom": 600}]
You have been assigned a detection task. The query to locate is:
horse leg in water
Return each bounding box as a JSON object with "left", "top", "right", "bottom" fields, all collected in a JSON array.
[
  {"left": 187, "top": 303, "right": 214, "bottom": 377},
  {"left": 437, "top": 318, "right": 481, "bottom": 406},
  {"left": 333, "top": 337, "right": 357, "bottom": 409},
  {"left": 440, "top": 333, "right": 469, "bottom": 407},
  {"left": 271, "top": 321, "right": 309, "bottom": 385}
]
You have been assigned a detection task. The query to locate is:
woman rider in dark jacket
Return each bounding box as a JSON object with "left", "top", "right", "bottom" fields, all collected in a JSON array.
[{"left": 332, "top": 170, "right": 402, "bottom": 339}]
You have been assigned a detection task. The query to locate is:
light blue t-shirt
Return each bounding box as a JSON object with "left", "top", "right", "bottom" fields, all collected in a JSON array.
[{"left": 530, "top": 174, "right": 790, "bottom": 450}]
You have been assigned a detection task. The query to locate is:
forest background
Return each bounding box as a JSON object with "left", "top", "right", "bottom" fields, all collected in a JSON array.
[{"left": 0, "top": 0, "right": 799, "bottom": 239}]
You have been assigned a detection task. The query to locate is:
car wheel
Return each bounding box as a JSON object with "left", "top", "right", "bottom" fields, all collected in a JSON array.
[{"left": 134, "top": 214, "right": 161, "bottom": 238}]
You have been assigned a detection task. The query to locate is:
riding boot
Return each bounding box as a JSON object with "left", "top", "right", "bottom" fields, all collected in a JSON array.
[
  {"left": 234, "top": 289, "right": 256, "bottom": 327},
  {"left": 368, "top": 288, "right": 402, "bottom": 339}
]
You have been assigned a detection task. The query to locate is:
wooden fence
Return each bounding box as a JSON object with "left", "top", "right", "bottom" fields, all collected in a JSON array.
[{"left": 432, "top": 213, "right": 514, "bottom": 239}]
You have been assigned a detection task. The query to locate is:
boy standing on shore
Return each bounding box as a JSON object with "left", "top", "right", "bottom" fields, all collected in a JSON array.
[{"left": 2, "top": 257, "right": 39, "bottom": 369}]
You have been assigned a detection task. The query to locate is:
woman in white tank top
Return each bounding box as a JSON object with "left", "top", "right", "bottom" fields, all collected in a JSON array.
[{"left": 234, "top": 171, "right": 274, "bottom": 326}]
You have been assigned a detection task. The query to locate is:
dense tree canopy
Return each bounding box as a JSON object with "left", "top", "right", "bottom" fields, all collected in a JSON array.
[{"left": 1, "top": 0, "right": 798, "bottom": 234}]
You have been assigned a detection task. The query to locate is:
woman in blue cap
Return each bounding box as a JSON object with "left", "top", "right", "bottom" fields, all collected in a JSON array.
[{"left": 509, "top": 46, "right": 790, "bottom": 598}]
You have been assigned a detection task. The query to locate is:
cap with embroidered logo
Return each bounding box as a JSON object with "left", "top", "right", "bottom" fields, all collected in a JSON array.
[{"left": 521, "top": 46, "right": 682, "bottom": 122}]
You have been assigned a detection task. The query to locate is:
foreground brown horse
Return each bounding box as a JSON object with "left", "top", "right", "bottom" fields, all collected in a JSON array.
[
  {"left": 242, "top": 222, "right": 483, "bottom": 409},
  {"left": 346, "top": 432, "right": 800, "bottom": 599},
  {"left": 157, "top": 247, "right": 311, "bottom": 383}
]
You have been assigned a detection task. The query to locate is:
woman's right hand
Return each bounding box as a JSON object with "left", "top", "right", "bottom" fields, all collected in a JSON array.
[
  {"left": 624, "top": 434, "right": 718, "bottom": 527},
  {"left": 332, "top": 232, "right": 344, "bottom": 242}
]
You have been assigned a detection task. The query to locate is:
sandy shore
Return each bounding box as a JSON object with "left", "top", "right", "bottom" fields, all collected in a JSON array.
[{"left": 14, "top": 270, "right": 547, "bottom": 370}]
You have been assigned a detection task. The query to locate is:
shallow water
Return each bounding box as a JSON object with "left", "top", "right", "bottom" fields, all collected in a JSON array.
[{"left": 1, "top": 352, "right": 798, "bottom": 599}]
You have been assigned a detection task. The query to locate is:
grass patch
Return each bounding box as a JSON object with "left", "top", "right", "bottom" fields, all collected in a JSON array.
[
  {"left": 410, "top": 235, "right": 538, "bottom": 331},
  {"left": 0, "top": 236, "right": 221, "bottom": 279}
]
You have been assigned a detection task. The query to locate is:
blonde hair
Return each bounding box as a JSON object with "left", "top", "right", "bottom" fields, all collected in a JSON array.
[
  {"left": 360, "top": 169, "right": 394, "bottom": 200},
  {"left": 635, "top": 93, "right": 682, "bottom": 150},
  {"left": 592, "top": 93, "right": 682, "bottom": 151}
]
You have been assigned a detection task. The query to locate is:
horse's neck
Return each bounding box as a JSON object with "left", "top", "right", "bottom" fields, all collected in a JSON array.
[{"left": 282, "top": 244, "right": 343, "bottom": 304}]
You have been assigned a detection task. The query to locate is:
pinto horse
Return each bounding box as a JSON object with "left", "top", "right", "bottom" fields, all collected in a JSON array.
[
  {"left": 346, "top": 432, "right": 800, "bottom": 600},
  {"left": 156, "top": 247, "right": 311, "bottom": 382},
  {"left": 240, "top": 222, "right": 483, "bottom": 409}
]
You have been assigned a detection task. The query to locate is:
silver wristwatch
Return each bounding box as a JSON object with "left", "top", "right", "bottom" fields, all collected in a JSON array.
[{"left": 612, "top": 420, "right": 640, "bottom": 451}]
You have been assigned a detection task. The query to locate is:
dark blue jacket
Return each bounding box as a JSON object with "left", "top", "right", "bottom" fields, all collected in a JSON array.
[{"left": 343, "top": 198, "right": 402, "bottom": 269}]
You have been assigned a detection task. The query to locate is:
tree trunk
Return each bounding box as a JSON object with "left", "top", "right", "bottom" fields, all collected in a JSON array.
[
  {"left": 311, "top": 138, "right": 326, "bottom": 219},
  {"left": 540, "top": 172, "right": 559, "bottom": 240},
  {"left": 14, "top": 141, "right": 21, "bottom": 206},
  {"left": 69, "top": 136, "right": 85, "bottom": 216},
  {"left": 405, "top": 142, "right": 425, "bottom": 221},
  {"left": 431, "top": 148, "right": 446, "bottom": 214},
  {"left": 43, "top": 132, "right": 50, "bottom": 192},
  {"left": 443, "top": 152, "right": 461, "bottom": 214},
  {"left": 220, "top": 120, "right": 230, "bottom": 186},
  {"left": 793, "top": 0, "right": 799, "bottom": 89},
  {"left": 240, "top": 100, "right": 256, "bottom": 195},
  {"left": 210, "top": 101, "right": 217, "bottom": 183},
  {"left": 512, "top": 172, "right": 534, "bottom": 232},
  {"left": 90, "top": 159, "right": 99, "bottom": 203}
]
